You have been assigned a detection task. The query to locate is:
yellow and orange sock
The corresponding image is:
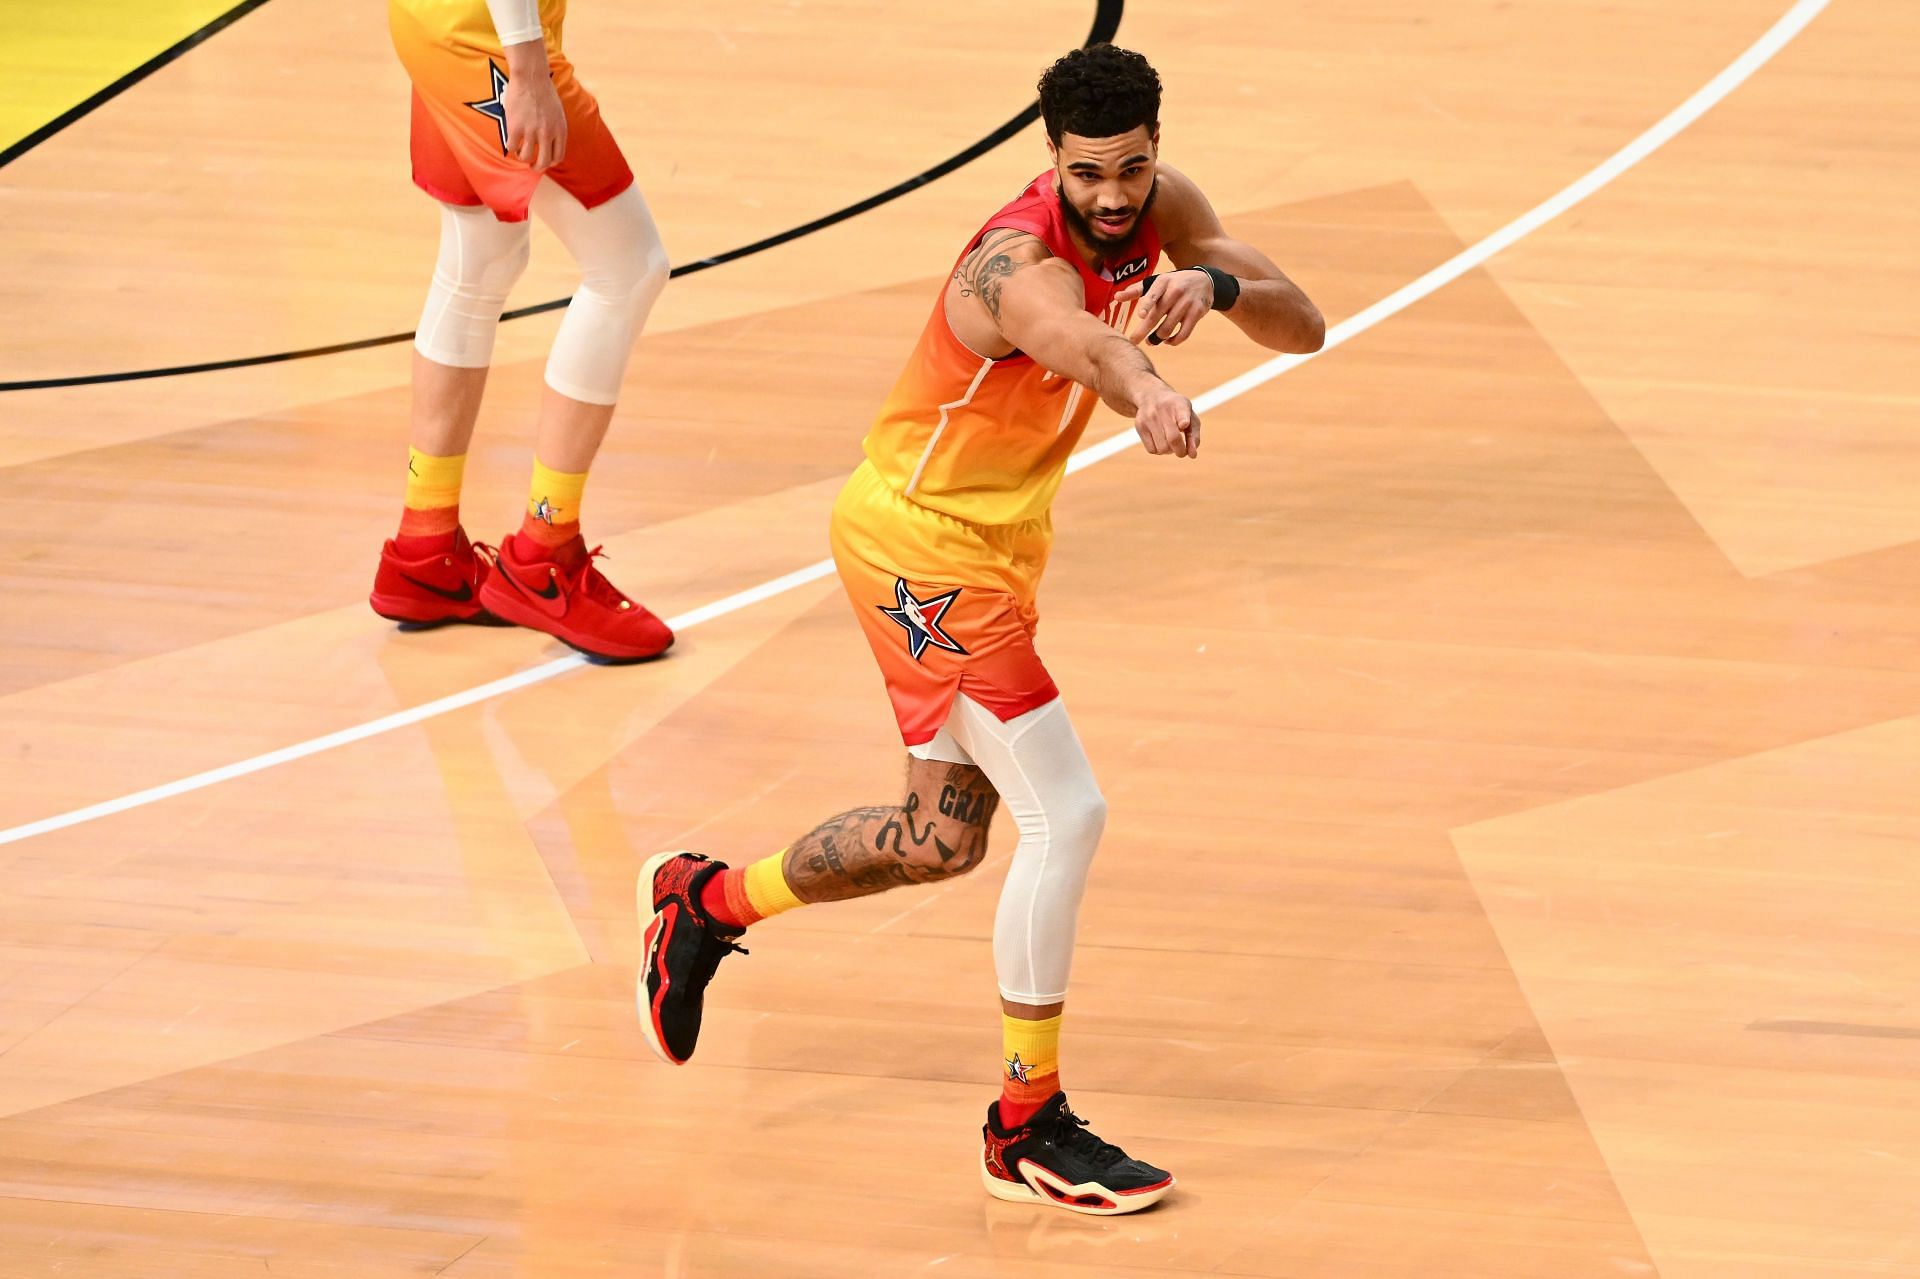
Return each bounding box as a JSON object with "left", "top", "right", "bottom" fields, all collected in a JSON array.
[
  {"left": 700, "top": 852, "right": 806, "bottom": 932},
  {"left": 395, "top": 447, "right": 466, "bottom": 553},
  {"left": 999, "top": 1013, "right": 1062, "bottom": 1128},
  {"left": 519, "top": 457, "right": 589, "bottom": 562}
]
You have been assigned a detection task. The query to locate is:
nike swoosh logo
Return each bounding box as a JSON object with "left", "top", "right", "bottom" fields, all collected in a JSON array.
[
  {"left": 502, "top": 564, "right": 564, "bottom": 605},
  {"left": 399, "top": 573, "right": 472, "bottom": 603}
]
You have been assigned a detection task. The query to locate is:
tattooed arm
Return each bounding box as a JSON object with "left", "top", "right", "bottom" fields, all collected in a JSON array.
[
  {"left": 946, "top": 229, "right": 1203, "bottom": 459},
  {"left": 781, "top": 760, "right": 1002, "bottom": 903}
]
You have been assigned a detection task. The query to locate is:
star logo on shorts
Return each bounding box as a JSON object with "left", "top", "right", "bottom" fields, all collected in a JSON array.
[
  {"left": 1005, "top": 1052, "right": 1034, "bottom": 1084},
  {"left": 467, "top": 62, "right": 511, "bottom": 155},
  {"left": 879, "top": 579, "right": 967, "bottom": 661}
]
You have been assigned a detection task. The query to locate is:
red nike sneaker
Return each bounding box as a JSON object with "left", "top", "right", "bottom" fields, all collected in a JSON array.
[
  {"left": 369, "top": 528, "right": 495, "bottom": 625},
  {"left": 477, "top": 533, "right": 674, "bottom": 662}
]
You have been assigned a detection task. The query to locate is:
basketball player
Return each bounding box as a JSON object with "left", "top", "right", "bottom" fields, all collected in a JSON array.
[
  {"left": 638, "top": 45, "right": 1323, "bottom": 1214},
  {"left": 369, "top": 0, "right": 675, "bottom": 662}
]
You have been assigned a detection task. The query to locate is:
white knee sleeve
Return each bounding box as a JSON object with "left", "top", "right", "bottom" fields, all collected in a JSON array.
[
  {"left": 531, "top": 183, "right": 670, "bottom": 405},
  {"left": 944, "top": 695, "right": 1107, "bottom": 1005},
  {"left": 414, "top": 202, "right": 532, "bottom": 368}
]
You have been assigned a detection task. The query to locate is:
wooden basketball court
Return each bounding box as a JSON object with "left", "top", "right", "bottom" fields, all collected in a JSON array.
[{"left": 4, "top": 1, "right": 1918, "bottom": 1274}]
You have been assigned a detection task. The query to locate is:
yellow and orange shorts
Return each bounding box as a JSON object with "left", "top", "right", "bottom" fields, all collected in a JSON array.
[
  {"left": 830, "top": 461, "right": 1060, "bottom": 748},
  {"left": 389, "top": 2, "right": 632, "bottom": 222}
]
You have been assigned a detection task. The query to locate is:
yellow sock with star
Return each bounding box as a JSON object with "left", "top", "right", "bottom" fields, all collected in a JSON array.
[
  {"left": 520, "top": 457, "right": 588, "bottom": 559},
  {"left": 999, "top": 1012, "right": 1062, "bottom": 1127}
]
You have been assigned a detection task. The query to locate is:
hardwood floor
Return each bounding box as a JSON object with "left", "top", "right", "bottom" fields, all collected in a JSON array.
[{"left": 3, "top": 1, "right": 1916, "bottom": 1274}]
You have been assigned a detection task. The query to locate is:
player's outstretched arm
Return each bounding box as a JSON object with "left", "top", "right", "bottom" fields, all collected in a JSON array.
[
  {"left": 487, "top": 0, "right": 567, "bottom": 171},
  {"left": 970, "top": 235, "right": 1203, "bottom": 458},
  {"left": 1118, "top": 165, "right": 1324, "bottom": 354}
]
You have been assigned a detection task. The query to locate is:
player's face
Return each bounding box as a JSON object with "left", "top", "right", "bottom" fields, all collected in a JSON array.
[{"left": 1050, "top": 127, "right": 1159, "bottom": 252}]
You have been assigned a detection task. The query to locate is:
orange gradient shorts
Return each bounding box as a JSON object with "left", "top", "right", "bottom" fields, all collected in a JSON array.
[
  {"left": 390, "top": 1, "right": 633, "bottom": 222},
  {"left": 830, "top": 461, "right": 1061, "bottom": 748}
]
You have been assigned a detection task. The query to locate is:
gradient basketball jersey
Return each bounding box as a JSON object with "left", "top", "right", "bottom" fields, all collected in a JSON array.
[
  {"left": 392, "top": 0, "right": 568, "bottom": 51},
  {"left": 863, "top": 173, "right": 1163, "bottom": 526}
]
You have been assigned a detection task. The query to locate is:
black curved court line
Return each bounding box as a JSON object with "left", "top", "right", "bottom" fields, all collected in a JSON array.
[
  {"left": 2, "top": 0, "right": 1124, "bottom": 394},
  {"left": 0, "top": 0, "right": 275, "bottom": 171}
]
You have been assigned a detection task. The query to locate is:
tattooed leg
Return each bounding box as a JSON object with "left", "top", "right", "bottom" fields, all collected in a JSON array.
[{"left": 782, "top": 757, "right": 1001, "bottom": 904}]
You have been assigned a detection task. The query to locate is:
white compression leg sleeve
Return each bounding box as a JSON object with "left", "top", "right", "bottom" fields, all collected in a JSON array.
[
  {"left": 944, "top": 694, "right": 1109, "bottom": 1005},
  {"left": 413, "top": 202, "right": 532, "bottom": 368},
  {"left": 531, "top": 182, "right": 670, "bottom": 405}
]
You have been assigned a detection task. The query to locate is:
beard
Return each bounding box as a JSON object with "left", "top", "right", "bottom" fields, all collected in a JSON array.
[{"left": 1056, "top": 177, "right": 1159, "bottom": 253}]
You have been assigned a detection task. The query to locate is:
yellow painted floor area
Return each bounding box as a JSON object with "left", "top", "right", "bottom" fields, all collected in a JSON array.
[{"left": 5, "top": 0, "right": 242, "bottom": 149}]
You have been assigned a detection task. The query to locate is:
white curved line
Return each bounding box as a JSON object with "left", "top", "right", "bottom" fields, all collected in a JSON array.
[{"left": 0, "top": 0, "right": 1828, "bottom": 849}]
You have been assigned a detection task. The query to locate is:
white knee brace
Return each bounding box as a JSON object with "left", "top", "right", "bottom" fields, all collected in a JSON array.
[
  {"left": 413, "top": 202, "right": 532, "bottom": 369},
  {"left": 944, "top": 695, "right": 1108, "bottom": 1004},
  {"left": 532, "top": 183, "right": 670, "bottom": 405}
]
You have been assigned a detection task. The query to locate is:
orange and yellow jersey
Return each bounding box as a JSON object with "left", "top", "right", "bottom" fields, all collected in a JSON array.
[
  {"left": 863, "top": 172, "right": 1163, "bottom": 527},
  {"left": 390, "top": 0, "right": 567, "bottom": 53}
]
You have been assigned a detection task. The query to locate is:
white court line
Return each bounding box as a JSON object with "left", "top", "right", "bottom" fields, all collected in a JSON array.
[{"left": 0, "top": 0, "right": 1827, "bottom": 849}]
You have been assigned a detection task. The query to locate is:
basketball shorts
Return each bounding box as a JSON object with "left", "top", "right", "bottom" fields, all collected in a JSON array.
[
  {"left": 830, "top": 460, "right": 1061, "bottom": 748},
  {"left": 389, "top": 1, "right": 633, "bottom": 222}
]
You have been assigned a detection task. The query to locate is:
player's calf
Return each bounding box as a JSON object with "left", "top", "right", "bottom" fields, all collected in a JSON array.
[
  {"left": 783, "top": 759, "right": 1000, "bottom": 901},
  {"left": 636, "top": 759, "right": 999, "bottom": 1066}
]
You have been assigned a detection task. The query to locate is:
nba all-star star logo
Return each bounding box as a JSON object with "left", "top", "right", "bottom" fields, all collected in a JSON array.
[
  {"left": 467, "top": 63, "right": 512, "bottom": 154},
  {"left": 533, "top": 496, "right": 555, "bottom": 525},
  {"left": 879, "top": 579, "right": 967, "bottom": 661},
  {"left": 1005, "top": 1052, "right": 1034, "bottom": 1084}
]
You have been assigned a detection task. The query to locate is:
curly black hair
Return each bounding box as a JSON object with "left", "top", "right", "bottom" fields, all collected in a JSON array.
[{"left": 1037, "top": 44, "right": 1162, "bottom": 145}]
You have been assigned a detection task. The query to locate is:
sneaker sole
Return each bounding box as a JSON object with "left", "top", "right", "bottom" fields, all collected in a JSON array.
[
  {"left": 369, "top": 593, "right": 489, "bottom": 627},
  {"left": 980, "top": 1161, "right": 1175, "bottom": 1216},
  {"left": 479, "top": 582, "right": 674, "bottom": 664},
  {"left": 635, "top": 849, "right": 692, "bottom": 1067}
]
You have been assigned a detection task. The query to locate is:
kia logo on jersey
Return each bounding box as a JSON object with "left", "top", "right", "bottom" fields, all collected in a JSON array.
[{"left": 1108, "top": 256, "right": 1151, "bottom": 283}]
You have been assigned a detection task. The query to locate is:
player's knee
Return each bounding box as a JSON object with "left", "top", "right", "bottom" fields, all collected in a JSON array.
[
  {"left": 887, "top": 789, "right": 993, "bottom": 879},
  {"left": 936, "top": 814, "right": 994, "bottom": 878},
  {"left": 634, "top": 238, "right": 670, "bottom": 308},
  {"left": 576, "top": 207, "right": 668, "bottom": 309},
  {"left": 1047, "top": 787, "right": 1107, "bottom": 854},
  {"left": 494, "top": 233, "right": 534, "bottom": 292},
  {"left": 434, "top": 230, "right": 529, "bottom": 304},
  {"left": 892, "top": 811, "right": 988, "bottom": 881}
]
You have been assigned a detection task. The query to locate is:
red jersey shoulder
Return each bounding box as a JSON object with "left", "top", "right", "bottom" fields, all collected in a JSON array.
[
  {"left": 983, "top": 174, "right": 1063, "bottom": 243},
  {"left": 964, "top": 172, "right": 1160, "bottom": 313}
]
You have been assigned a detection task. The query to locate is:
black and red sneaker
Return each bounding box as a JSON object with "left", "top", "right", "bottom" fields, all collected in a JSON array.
[
  {"left": 981, "top": 1092, "right": 1175, "bottom": 1215},
  {"left": 636, "top": 851, "right": 746, "bottom": 1066}
]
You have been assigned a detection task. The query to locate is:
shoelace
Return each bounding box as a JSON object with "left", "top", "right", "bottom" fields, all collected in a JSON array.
[
  {"left": 470, "top": 541, "right": 499, "bottom": 584},
  {"left": 1050, "top": 1105, "right": 1125, "bottom": 1165},
  {"left": 682, "top": 871, "right": 750, "bottom": 959},
  {"left": 575, "top": 545, "right": 635, "bottom": 610},
  {"left": 689, "top": 930, "right": 749, "bottom": 992}
]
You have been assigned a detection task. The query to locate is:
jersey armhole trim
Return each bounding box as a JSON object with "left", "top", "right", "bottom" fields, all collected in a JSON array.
[{"left": 903, "top": 356, "right": 996, "bottom": 497}]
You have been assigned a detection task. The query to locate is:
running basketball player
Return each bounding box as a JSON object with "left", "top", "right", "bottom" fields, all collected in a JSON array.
[
  {"left": 369, "top": 0, "right": 675, "bottom": 662},
  {"left": 638, "top": 45, "right": 1323, "bottom": 1214}
]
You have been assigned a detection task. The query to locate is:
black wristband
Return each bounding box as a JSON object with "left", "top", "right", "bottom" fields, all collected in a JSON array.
[
  {"left": 1133, "top": 266, "right": 1241, "bottom": 312},
  {"left": 1194, "top": 264, "right": 1240, "bottom": 311}
]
